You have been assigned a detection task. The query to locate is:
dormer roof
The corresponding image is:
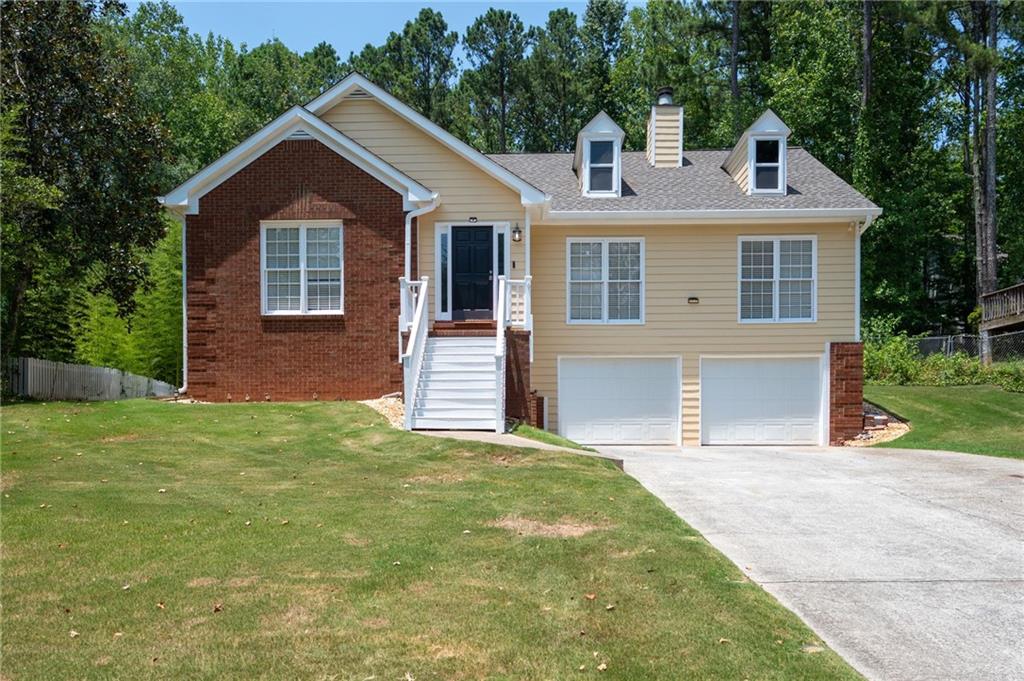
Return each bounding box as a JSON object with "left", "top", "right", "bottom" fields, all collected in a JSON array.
[
  {"left": 572, "top": 112, "right": 626, "bottom": 173},
  {"left": 723, "top": 109, "right": 791, "bottom": 181}
]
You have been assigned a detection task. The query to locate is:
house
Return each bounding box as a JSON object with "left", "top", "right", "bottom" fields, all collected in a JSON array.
[{"left": 160, "top": 74, "right": 880, "bottom": 447}]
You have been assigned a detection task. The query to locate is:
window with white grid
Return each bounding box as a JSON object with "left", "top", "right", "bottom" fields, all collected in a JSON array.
[
  {"left": 261, "top": 222, "right": 343, "bottom": 315},
  {"left": 739, "top": 236, "right": 815, "bottom": 322},
  {"left": 568, "top": 238, "right": 644, "bottom": 323}
]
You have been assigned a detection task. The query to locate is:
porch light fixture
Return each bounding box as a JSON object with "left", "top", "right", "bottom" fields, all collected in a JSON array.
[{"left": 512, "top": 223, "right": 523, "bottom": 242}]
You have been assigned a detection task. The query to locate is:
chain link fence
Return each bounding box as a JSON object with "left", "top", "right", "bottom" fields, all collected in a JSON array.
[{"left": 914, "top": 330, "right": 1024, "bottom": 363}]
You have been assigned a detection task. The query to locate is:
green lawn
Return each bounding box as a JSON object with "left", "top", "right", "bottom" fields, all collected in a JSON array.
[
  {"left": 864, "top": 384, "right": 1024, "bottom": 459},
  {"left": 511, "top": 422, "right": 594, "bottom": 451},
  {"left": 0, "top": 400, "right": 861, "bottom": 680}
]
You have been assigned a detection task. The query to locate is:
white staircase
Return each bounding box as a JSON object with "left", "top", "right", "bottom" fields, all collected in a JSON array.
[{"left": 410, "top": 336, "right": 499, "bottom": 430}]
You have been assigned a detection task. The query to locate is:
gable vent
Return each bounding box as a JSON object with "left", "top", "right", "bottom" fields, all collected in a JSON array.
[
  {"left": 286, "top": 129, "right": 313, "bottom": 140},
  {"left": 347, "top": 87, "right": 372, "bottom": 99}
]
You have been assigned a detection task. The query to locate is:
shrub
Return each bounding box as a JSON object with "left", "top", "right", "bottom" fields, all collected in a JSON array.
[{"left": 863, "top": 319, "right": 1024, "bottom": 393}]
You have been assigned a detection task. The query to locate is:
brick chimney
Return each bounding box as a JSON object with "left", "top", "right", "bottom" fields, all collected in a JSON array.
[{"left": 646, "top": 87, "right": 683, "bottom": 168}]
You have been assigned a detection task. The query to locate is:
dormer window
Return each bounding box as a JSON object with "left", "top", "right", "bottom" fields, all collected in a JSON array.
[
  {"left": 587, "top": 140, "right": 617, "bottom": 194},
  {"left": 749, "top": 137, "right": 785, "bottom": 193},
  {"left": 723, "top": 110, "right": 791, "bottom": 196},
  {"left": 574, "top": 111, "right": 625, "bottom": 198}
]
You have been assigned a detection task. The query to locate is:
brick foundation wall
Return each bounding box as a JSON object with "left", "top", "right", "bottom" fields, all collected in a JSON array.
[
  {"left": 505, "top": 329, "right": 536, "bottom": 425},
  {"left": 829, "top": 342, "right": 864, "bottom": 444},
  {"left": 185, "top": 139, "right": 406, "bottom": 401}
]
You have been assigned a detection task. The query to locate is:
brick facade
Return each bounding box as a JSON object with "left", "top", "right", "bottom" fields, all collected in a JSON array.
[
  {"left": 185, "top": 139, "right": 406, "bottom": 401},
  {"left": 504, "top": 328, "right": 540, "bottom": 426},
  {"left": 829, "top": 341, "right": 864, "bottom": 444}
]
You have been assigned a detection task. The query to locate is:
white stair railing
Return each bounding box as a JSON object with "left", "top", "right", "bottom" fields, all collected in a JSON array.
[
  {"left": 401, "top": 276, "right": 429, "bottom": 430},
  {"left": 505, "top": 276, "right": 534, "bottom": 360},
  {"left": 398, "top": 277, "right": 424, "bottom": 362},
  {"left": 494, "top": 276, "right": 509, "bottom": 433}
]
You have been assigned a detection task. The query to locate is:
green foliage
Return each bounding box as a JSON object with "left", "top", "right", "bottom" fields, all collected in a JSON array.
[
  {"left": 69, "top": 220, "right": 183, "bottom": 385},
  {"left": 461, "top": 9, "right": 529, "bottom": 153},
  {"left": 1, "top": 0, "right": 168, "bottom": 357},
  {"left": 864, "top": 315, "right": 1023, "bottom": 393}
]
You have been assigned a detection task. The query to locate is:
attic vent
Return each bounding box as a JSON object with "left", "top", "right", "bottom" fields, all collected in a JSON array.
[
  {"left": 347, "top": 88, "right": 371, "bottom": 99},
  {"left": 287, "top": 129, "right": 313, "bottom": 140}
]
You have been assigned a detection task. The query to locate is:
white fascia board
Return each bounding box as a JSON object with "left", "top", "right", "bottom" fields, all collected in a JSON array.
[
  {"left": 160, "top": 106, "right": 435, "bottom": 214},
  {"left": 307, "top": 73, "right": 547, "bottom": 205},
  {"left": 539, "top": 207, "right": 883, "bottom": 224}
]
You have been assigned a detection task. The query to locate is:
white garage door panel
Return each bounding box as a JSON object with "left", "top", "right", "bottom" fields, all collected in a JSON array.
[
  {"left": 701, "top": 357, "right": 822, "bottom": 445},
  {"left": 559, "top": 358, "right": 680, "bottom": 445}
]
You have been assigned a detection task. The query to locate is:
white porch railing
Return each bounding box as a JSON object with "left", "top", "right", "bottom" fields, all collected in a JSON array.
[
  {"left": 401, "top": 276, "right": 429, "bottom": 430},
  {"left": 505, "top": 276, "right": 533, "bottom": 360},
  {"left": 398, "top": 277, "right": 425, "bottom": 361},
  {"left": 494, "top": 276, "right": 508, "bottom": 433}
]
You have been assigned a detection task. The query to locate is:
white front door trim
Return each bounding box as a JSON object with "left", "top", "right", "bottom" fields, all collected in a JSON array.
[{"left": 434, "top": 222, "right": 511, "bottom": 321}]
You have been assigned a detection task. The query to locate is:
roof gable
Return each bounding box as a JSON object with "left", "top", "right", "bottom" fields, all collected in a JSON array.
[
  {"left": 160, "top": 106, "right": 434, "bottom": 214},
  {"left": 573, "top": 111, "right": 626, "bottom": 171},
  {"left": 307, "top": 73, "right": 547, "bottom": 205}
]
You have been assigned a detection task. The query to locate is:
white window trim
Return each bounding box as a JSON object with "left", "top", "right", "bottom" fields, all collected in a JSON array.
[
  {"left": 565, "top": 237, "right": 645, "bottom": 325},
  {"left": 260, "top": 220, "right": 344, "bottom": 316},
  {"left": 736, "top": 235, "right": 817, "bottom": 324},
  {"left": 434, "top": 222, "right": 511, "bottom": 322},
  {"left": 748, "top": 135, "right": 787, "bottom": 195},
  {"left": 582, "top": 136, "right": 622, "bottom": 198}
]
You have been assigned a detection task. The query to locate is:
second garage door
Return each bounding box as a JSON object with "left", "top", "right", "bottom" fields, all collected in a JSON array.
[
  {"left": 558, "top": 357, "right": 681, "bottom": 445},
  {"left": 701, "top": 357, "right": 823, "bottom": 445}
]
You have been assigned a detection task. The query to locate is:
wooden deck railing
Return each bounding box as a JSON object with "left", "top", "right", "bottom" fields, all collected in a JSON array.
[{"left": 981, "top": 282, "right": 1024, "bottom": 331}]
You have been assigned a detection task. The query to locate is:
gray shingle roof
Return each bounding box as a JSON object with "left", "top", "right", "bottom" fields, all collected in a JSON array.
[{"left": 487, "top": 149, "right": 878, "bottom": 213}]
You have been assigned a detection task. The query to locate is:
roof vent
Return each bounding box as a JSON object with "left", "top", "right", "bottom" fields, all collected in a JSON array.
[
  {"left": 347, "top": 87, "right": 371, "bottom": 99},
  {"left": 286, "top": 129, "right": 313, "bottom": 140},
  {"left": 656, "top": 87, "right": 674, "bottom": 106}
]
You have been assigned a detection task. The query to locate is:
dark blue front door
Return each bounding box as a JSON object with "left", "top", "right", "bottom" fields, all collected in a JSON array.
[{"left": 452, "top": 227, "right": 492, "bottom": 320}]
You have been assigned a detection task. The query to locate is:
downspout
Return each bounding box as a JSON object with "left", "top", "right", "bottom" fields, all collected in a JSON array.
[
  {"left": 855, "top": 214, "right": 875, "bottom": 343},
  {"left": 405, "top": 197, "right": 440, "bottom": 280},
  {"left": 176, "top": 212, "right": 188, "bottom": 395}
]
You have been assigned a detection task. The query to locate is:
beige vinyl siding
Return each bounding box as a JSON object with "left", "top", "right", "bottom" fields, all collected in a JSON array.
[
  {"left": 652, "top": 107, "right": 682, "bottom": 167},
  {"left": 723, "top": 140, "right": 750, "bottom": 193},
  {"left": 321, "top": 97, "right": 527, "bottom": 320},
  {"left": 645, "top": 111, "right": 656, "bottom": 166},
  {"left": 530, "top": 222, "right": 857, "bottom": 445}
]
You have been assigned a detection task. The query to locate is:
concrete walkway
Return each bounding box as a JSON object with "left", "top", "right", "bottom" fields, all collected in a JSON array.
[
  {"left": 417, "top": 429, "right": 580, "bottom": 453},
  {"left": 599, "top": 445, "right": 1024, "bottom": 681}
]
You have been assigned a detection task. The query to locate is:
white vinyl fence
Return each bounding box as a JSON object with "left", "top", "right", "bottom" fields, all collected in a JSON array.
[{"left": 2, "top": 357, "right": 177, "bottom": 401}]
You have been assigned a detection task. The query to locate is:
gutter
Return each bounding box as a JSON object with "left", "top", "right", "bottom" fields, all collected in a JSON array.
[
  {"left": 540, "top": 206, "right": 883, "bottom": 224},
  {"left": 405, "top": 197, "right": 440, "bottom": 280}
]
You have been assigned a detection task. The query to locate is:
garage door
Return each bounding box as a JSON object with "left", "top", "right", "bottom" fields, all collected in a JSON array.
[
  {"left": 558, "top": 357, "right": 680, "bottom": 445},
  {"left": 701, "top": 357, "right": 823, "bottom": 445}
]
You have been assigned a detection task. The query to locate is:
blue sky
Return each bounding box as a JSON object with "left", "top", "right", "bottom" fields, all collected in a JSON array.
[{"left": 147, "top": 1, "right": 608, "bottom": 60}]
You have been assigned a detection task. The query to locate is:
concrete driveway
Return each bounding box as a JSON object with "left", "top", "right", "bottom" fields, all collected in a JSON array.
[{"left": 600, "top": 445, "right": 1024, "bottom": 681}]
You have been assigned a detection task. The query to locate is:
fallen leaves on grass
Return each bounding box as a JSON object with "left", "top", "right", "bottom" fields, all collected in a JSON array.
[{"left": 489, "top": 515, "right": 609, "bottom": 539}]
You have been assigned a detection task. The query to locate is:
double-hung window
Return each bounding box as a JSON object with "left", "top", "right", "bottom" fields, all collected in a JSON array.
[
  {"left": 750, "top": 137, "right": 785, "bottom": 193},
  {"left": 261, "top": 221, "right": 344, "bottom": 315},
  {"left": 587, "top": 140, "right": 616, "bottom": 193},
  {"left": 739, "top": 236, "right": 815, "bottom": 322},
  {"left": 567, "top": 238, "right": 644, "bottom": 324}
]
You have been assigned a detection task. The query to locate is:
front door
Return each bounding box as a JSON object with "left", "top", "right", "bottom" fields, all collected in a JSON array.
[{"left": 452, "top": 226, "right": 493, "bottom": 320}]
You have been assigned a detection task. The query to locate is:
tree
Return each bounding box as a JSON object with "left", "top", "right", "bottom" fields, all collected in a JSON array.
[
  {"left": 521, "top": 9, "right": 586, "bottom": 151},
  {"left": 461, "top": 9, "right": 529, "bottom": 153},
  {"left": 227, "top": 38, "right": 304, "bottom": 129},
  {"left": 346, "top": 9, "right": 458, "bottom": 126},
  {"left": 302, "top": 41, "right": 343, "bottom": 96},
  {"left": 1, "top": 0, "right": 168, "bottom": 357},
  {"left": 581, "top": 0, "right": 627, "bottom": 120}
]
